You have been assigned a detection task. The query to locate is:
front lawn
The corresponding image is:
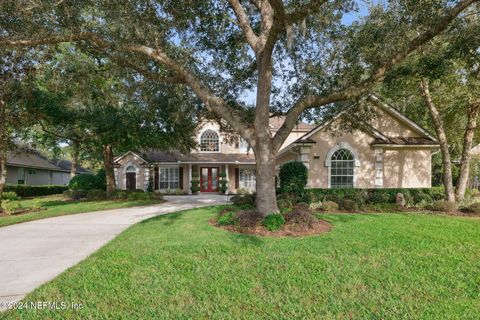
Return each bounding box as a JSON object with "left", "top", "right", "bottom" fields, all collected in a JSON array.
[
  {"left": 0, "top": 195, "right": 161, "bottom": 228},
  {"left": 5, "top": 207, "right": 480, "bottom": 319}
]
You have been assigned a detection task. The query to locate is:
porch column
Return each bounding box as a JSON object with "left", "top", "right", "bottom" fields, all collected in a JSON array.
[
  {"left": 225, "top": 164, "right": 229, "bottom": 195},
  {"left": 188, "top": 164, "right": 192, "bottom": 194}
]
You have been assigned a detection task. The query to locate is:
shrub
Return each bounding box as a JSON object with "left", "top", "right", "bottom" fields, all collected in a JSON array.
[
  {"left": 262, "top": 214, "right": 285, "bottom": 231},
  {"left": 86, "top": 189, "right": 107, "bottom": 201},
  {"left": 237, "top": 188, "right": 252, "bottom": 195},
  {"left": 279, "top": 161, "right": 308, "bottom": 195},
  {"left": 430, "top": 200, "right": 457, "bottom": 213},
  {"left": 110, "top": 191, "right": 128, "bottom": 200},
  {"left": 217, "top": 211, "right": 237, "bottom": 226},
  {"left": 340, "top": 199, "right": 359, "bottom": 211},
  {"left": 127, "top": 192, "right": 151, "bottom": 201},
  {"left": 308, "top": 187, "right": 445, "bottom": 207},
  {"left": 465, "top": 202, "right": 480, "bottom": 214},
  {"left": 309, "top": 201, "right": 323, "bottom": 211},
  {"left": 284, "top": 207, "right": 317, "bottom": 228},
  {"left": 31, "top": 199, "right": 44, "bottom": 211},
  {"left": 218, "top": 171, "right": 228, "bottom": 194},
  {"left": 230, "top": 194, "right": 255, "bottom": 206},
  {"left": 277, "top": 199, "right": 293, "bottom": 211},
  {"left": 1, "top": 200, "right": 22, "bottom": 215},
  {"left": 190, "top": 172, "right": 200, "bottom": 194},
  {"left": 321, "top": 201, "right": 339, "bottom": 211},
  {"left": 234, "top": 210, "right": 263, "bottom": 227},
  {"left": 1, "top": 191, "right": 20, "bottom": 200},
  {"left": 64, "top": 189, "right": 88, "bottom": 200},
  {"left": 69, "top": 174, "right": 104, "bottom": 191},
  {"left": 4, "top": 185, "right": 68, "bottom": 197}
]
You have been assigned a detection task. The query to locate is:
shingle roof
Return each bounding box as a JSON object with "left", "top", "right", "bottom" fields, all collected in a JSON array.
[
  {"left": 371, "top": 137, "right": 439, "bottom": 146},
  {"left": 54, "top": 160, "right": 91, "bottom": 174},
  {"left": 139, "top": 150, "right": 256, "bottom": 163},
  {"left": 7, "top": 150, "right": 61, "bottom": 171},
  {"left": 7, "top": 149, "right": 91, "bottom": 173},
  {"left": 269, "top": 116, "right": 315, "bottom": 131}
]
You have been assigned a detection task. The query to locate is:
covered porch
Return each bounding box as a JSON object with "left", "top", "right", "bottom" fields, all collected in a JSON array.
[{"left": 151, "top": 162, "right": 256, "bottom": 194}]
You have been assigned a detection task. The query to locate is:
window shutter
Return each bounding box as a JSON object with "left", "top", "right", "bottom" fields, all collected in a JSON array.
[
  {"left": 235, "top": 168, "right": 239, "bottom": 189},
  {"left": 179, "top": 167, "right": 184, "bottom": 189},
  {"left": 154, "top": 167, "right": 159, "bottom": 190}
]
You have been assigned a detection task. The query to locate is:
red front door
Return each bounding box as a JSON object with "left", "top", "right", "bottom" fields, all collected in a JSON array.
[{"left": 200, "top": 167, "right": 219, "bottom": 192}]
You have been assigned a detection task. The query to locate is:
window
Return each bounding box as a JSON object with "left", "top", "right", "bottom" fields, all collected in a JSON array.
[
  {"left": 28, "top": 169, "right": 36, "bottom": 175},
  {"left": 239, "top": 169, "right": 256, "bottom": 192},
  {"left": 159, "top": 167, "right": 179, "bottom": 190},
  {"left": 126, "top": 165, "right": 136, "bottom": 173},
  {"left": 17, "top": 168, "right": 25, "bottom": 185},
  {"left": 200, "top": 130, "right": 219, "bottom": 152},
  {"left": 330, "top": 149, "right": 355, "bottom": 188},
  {"left": 238, "top": 138, "right": 249, "bottom": 152}
]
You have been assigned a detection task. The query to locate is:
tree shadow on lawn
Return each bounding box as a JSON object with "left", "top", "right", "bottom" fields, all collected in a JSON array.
[{"left": 318, "top": 213, "right": 382, "bottom": 224}]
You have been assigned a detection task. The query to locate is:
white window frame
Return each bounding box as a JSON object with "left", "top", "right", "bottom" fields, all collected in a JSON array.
[
  {"left": 238, "top": 138, "right": 249, "bottom": 152},
  {"left": 325, "top": 142, "right": 360, "bottom": 189},
  {"left": 199, "top": 129, "right": 220, "bottom": 152},
  {"left": 159, "top": 166, "right": 180, "bottom": 191}
]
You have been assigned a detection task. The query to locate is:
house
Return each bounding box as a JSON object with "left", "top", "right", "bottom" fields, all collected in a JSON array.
[
  {"left": 114, "top": 95, "right": 439, "bottom": 193},
  {"left": 2, "top": 148, "right": 90, "bottom": 186}
]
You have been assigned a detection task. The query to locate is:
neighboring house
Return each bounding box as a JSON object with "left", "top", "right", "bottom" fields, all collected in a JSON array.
[
  {"left": 2, "top": 148, "right": 90, "bottom": 186},
  {"left": 114, "top": 95, "right": 439, "bottom": 193}
]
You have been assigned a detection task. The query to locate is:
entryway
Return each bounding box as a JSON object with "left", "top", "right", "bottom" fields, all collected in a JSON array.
[{"left": 200, "top": 167, "right": 219, "bottom": 192}]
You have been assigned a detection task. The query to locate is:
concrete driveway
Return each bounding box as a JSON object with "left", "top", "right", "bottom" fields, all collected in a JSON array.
[{"left": 0, "top": 194, "right": 230, "bottom": 307}]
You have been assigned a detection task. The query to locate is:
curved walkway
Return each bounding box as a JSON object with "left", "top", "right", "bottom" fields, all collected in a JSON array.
[{"left": 0, "top": 195, "right": 230, "bottom": 307}]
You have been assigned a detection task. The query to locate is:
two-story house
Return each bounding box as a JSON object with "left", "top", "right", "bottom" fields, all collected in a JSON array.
[{"left": 113, "top": 95, "right": 439, "bottom": 194}]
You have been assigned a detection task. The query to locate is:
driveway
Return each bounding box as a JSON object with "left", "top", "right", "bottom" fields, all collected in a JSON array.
[{"left": 0, "top": 194, "right": 230, "bottom": 308}]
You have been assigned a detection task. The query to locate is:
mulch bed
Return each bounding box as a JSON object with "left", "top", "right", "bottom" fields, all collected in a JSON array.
[{"left": 211, "top": 219, "right": 332, "bottom": 237}]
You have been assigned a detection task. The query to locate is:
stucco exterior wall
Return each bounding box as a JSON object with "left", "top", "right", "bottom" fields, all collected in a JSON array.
[
  {"left": 383, "top": 148, "right": 432, "bottom": 188},
  {"left": 115, "top": 153, "right": 147, "bottom": 190},
  {"left": 369, "top": 107, "right": 421, "bottom": 137},
  {"left": 307, "top": 128, "right": 377, "bottom": 188}
]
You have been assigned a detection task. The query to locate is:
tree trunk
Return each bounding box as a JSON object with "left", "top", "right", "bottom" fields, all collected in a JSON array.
[
  {"left": 0, "top": 99, "right": 6, "bottom": 206},
  {"left": 420, "top": 79, "right": 455, "bottom": 202},
  {"left": 254, "top": 140, "right": 279, "bottom": 216},
  {"left": 456, "top": 100, "right": 480, "bottom": 200},
  {"left": 0, "top": 154, "right": 7, "bottom": 207},
  {"left": 70, "top": 140, "right": 79, "bottom": 179},
  {"left": 252, "top": 48, "right": 279, "bottom": 215},
  {"left": 102, "top": 144, "right": 115, "bottom": 195}
]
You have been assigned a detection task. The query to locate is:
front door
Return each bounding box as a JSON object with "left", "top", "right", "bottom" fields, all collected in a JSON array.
[
  {"left": 200, "top": 167, "right": 219, "bottom": 192},
  {"left": 126, "top": 172, "right": 136, "bottom": 190}
]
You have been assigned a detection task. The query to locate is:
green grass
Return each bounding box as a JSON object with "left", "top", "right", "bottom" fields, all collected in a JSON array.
[
  {"left": 0, "top": 195, "right": 161, "bottom": 228},
  {"left": 5, "top": 207, "right": 480, "bottom": 319}
]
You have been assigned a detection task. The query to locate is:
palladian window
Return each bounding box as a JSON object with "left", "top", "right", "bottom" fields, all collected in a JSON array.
[
  {"left": 200, "top": 130, "right": 219, "bottom": 152},
  {"left": 330, "top": 149, "right": 355, "bottom": 188}
]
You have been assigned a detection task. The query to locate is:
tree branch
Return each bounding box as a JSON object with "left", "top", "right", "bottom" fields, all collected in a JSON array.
[
  {"left": 108, "top": 55, "right": 185, "bottom": 84},
  {"left": 0, "top": 33, "right": 254, "bottom": 140},
  {"left": 228, "top": 0, "right": 260, "bottom": 51},
  {"left": 272, "top": 0, "right": 478, "bottom": 151},
  {"left": 268, "top": 0, "right": 328, "bottom": 26}
]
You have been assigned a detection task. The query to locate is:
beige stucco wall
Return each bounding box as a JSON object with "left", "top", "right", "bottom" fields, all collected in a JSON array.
[
  {"left": 275, "top": 108, "right": 434, "bottom": 189},
  {"left": 369, "top": 107, "right": 421, "bottom": 137},
  {"left": 383, "top": 148, "right": 432, "bottom": 188},
  {"left": 115, "top": 153, "right": 148, "bottom": 190},
  {"left": 306, "top": 128, "right": 377, "bottom": 188}
]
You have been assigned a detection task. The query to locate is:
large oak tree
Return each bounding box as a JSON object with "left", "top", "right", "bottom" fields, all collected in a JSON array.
[{"left": 1, "top": 0, "right": 477, "bottom": 214}]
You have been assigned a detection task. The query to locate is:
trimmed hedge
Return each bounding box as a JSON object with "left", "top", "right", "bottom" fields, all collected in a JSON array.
[
  {"left": 308, "top": 187, "right": 444, "bottom": 205},
  {"left": 279, "top": 161, "right": 308, "bottom": 194},
  {"left": 4, "top": 184, "right": 69, "bottom": 197}
]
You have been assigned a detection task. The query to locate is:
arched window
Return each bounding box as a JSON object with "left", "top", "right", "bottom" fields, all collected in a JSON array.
[
  {"left": 126, "top": 165, "right": 136, "bottom": 173},
  {"left": 200, "top": 130, "right": 219, "bottom": 152},
  {"left": 330, "top": 149, "right": 355, "bottom": 188}
]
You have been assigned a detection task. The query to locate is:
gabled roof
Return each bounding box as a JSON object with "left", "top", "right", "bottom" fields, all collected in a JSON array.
[
  {"left": 7, "top": 148, "right": 90, "bottom": 173},
  {"left": 294, "top": 94, "right": 438, "bottom": 146}
]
